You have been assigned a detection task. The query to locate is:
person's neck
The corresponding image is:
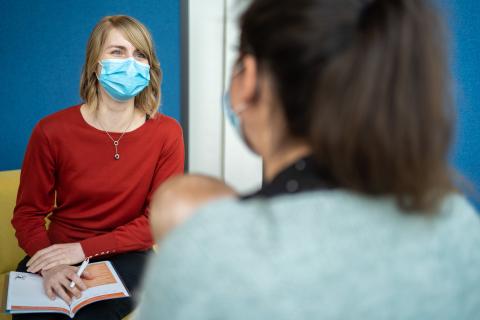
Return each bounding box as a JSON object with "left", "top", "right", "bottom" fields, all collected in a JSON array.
[
  {"left": 96, "top": 93, "right": 136, "bottom": 132},
  {"left": 263, "top": 141, "right": 312, "bottom": 183}
]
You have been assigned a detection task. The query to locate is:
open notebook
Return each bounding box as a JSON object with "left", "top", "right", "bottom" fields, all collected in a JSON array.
[{"left": 5, "top": 261, "right": 129, "bottom": 318}]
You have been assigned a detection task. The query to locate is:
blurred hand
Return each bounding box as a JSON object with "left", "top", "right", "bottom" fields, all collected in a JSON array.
[
  {"left": 41, "top": 265, "right": 93, "bottom": 304},
  {"left": 27, "top": 243, "right": 86, "bottom": 273}
]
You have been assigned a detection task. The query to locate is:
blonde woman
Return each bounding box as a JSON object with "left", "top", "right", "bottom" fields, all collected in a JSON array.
[{"left": 11, "top": 15, "right": 184, "bottom": 320}]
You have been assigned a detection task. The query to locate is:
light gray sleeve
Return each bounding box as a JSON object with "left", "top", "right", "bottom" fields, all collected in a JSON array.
[{"left": 135, "top": 198, "right": 243, "bottom": 320}]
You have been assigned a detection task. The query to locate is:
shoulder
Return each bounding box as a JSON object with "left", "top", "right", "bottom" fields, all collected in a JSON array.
[
  {"left": 163, "top": 190, "right": 480, "bottom": 251},
  {"left": 31, "top": 105, "right": 82, "bottom": 139},
  {"left": 139, "top": 197, "right": 249, "bottom": 317},
  {"left": 148, "top": 113, "right": 183, "bottom": 137},
  {"left": 145, "top": 191, "right": 480, "bottom": 317},
  {"left": 162, "top": 197, "right": 245, "bottom": 245},
  {"left": 144, "top": 114, "right": 184, "bottom": 153},
  {"left": 156, "top": 197, "right": 254, "bottom": 265},
  {"left": 37, "top": 105, "right": 81, "bottom": 128},
  {"left": 35, "top": 105, "right": 82, "bottom": 137}
]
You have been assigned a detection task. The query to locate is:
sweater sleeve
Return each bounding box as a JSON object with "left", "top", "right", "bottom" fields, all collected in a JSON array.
[
  {"left": 136, "top": 199, "right": 240, "bottom": 319},
  {"left": 12, "top": 121, "right": 55, "bottom": 257},
  {"left": 80, "top": 122, "right": 185, "bottom": 258}
]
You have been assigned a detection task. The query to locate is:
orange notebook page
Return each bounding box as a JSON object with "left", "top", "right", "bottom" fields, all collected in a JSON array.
[
  {"left": 71, "top": 292, "right": 126, "bottom": 314},
  {"left": 10, "top": 305, "right": 69, "bottom": 313},
  {"left": 6, "top": 261, "right": 128, "bottom": 317},
  {"left": 69, "top": 261, "right": 128, "bottom": 315},
  {"left": 83, "top": 263, "right": 117, "bottom": 288}
]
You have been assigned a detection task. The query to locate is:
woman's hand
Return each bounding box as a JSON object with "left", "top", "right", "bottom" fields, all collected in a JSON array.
[
  {"left": 27, "top": 243, "right": 86, "bottom": 273},
  {"left": 41, "top": 265, "right": 93, "bottom": 304}
]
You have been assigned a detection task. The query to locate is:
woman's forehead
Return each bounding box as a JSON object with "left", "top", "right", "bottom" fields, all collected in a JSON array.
[{"left": 103, "top": 28, "right": 136, "bottom": 50}]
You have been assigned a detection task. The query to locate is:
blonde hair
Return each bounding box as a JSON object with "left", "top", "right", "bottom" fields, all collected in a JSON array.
[{"left": 80, "top": 15, "right": 162, "bottom": 117}]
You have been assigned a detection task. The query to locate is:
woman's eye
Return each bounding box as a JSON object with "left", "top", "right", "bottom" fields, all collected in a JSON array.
[
  {"left": 136, "top": 52, "right": 147, "bottom": 59},
  {"left": 111, "top": 50, "right": 122, "bottom": 55}
]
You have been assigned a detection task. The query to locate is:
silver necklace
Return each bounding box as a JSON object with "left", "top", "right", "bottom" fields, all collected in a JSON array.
[{"left": 96, "top": 112, "right": 135, "bottom": 160}]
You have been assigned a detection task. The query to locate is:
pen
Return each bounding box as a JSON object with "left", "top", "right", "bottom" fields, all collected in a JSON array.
[{"left": 69, "top": 258, "right": 89, "bottom": 288}]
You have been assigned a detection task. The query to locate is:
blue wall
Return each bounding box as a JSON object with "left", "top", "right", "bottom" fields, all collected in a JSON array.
[
  {"left": 439, "top": 1, "right": 480, "bottom": 208},
  {"left": 0, "top": 0, "right": 180, "bottom": 171},
  {"left": 0, "top": 1, "right": 478, "bottom": 209}
]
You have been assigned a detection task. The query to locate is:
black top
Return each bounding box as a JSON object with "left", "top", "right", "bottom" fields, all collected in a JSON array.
[{"left": 240, "top": 155, "right": 336, "bottom": 200}]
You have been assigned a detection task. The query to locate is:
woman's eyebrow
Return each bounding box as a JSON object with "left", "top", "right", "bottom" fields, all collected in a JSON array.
[{"left": 105, "top": 45, "right": 127, "bottom": 50}]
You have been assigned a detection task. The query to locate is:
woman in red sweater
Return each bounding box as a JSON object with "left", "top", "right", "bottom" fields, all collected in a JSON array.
[{"left": 11, "top": 15, "right": 184, "bottom": 320}]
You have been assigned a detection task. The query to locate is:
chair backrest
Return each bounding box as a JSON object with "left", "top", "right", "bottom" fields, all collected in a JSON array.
[{"left": 0, "top": 170, "right": 25, "bottom": 274}]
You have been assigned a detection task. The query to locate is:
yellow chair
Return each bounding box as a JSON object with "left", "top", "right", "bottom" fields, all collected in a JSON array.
[
  {"left": 0, "top": 170, "right": 132, "bottom": 320},
  {"left": 0, "top": 170, "right": 24, "bottom": 320}
]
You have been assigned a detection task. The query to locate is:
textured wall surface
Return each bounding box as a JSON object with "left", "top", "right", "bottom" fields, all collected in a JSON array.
[
  {"left": 0, "top": 0, "right": 181, "bottom": 171},
  {"left": 440, "top": 1, "right": 480, "bottom": 208}
]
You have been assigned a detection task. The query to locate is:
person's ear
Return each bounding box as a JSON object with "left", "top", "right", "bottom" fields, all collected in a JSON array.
[{"left": 239, "top": 55, "right": 258, "bottom": 105}]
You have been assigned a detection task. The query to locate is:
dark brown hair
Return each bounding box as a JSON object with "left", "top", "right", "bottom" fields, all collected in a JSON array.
[{"left": 239, "top": 0, "right": 455, "bottom": 212}]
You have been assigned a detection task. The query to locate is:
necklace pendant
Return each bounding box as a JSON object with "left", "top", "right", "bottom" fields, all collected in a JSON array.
[{"left": 114, "top": 153, "right": 120, "bottom": 160}]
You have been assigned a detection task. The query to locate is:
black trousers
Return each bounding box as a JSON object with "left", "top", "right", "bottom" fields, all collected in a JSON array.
[{"left": 12, "top": 250, "right": 151, "bottom": 320}]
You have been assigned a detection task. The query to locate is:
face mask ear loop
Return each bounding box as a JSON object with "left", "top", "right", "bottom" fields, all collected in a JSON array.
[
  {"left": 95, "top": 60, "right": 104, "bottom": 80},
  {"left": 230, "top": 61, "right": 250, "bottom": 115},
  {"left": 231, "top": 58, "right": 261, "bottom": 112}
]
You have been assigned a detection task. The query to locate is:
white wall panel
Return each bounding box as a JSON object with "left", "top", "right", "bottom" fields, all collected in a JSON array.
[
  {"left": 188, "top": 0, "right": 262, "bottom": 193},
  {"left": 187, "top": 0, "right": 225, "bottom": 178},
  {"left": 223, "top": 0, "right": 263, "bottom": 193}
]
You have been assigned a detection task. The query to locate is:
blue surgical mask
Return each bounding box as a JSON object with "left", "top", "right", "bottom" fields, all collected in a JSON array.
[
  {"left": 223, "top": 91, "right": 256, "bottom": 152},
  {"left": 223, "top": 90, "right": 244, "bottom": 139},
  {"left": 98, "top": 58, "right": 150, "bottom": 101}
]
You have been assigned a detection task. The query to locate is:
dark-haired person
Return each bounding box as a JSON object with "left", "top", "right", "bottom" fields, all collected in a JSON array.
[
  {"left": 11, "top": 15, "right": 184, "bottom": 320},
  {"left": 138, "top": 0, "right": 480, "bottom": 318}
]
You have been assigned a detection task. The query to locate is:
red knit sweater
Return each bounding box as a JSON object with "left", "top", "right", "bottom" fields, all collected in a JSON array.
[{"left": 12, "top": 105, "right": 184, "bottom": 259}]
